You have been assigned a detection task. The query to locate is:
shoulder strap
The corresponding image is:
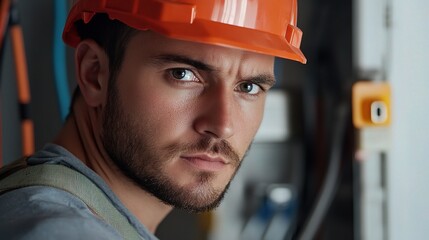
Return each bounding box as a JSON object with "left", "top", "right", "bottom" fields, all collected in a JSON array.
[
  {"left": 0, "top": 164, "right": 143, "bottom": 240},
  {"left": 0, "top": 157, "right": 29, "bottom": 179}
]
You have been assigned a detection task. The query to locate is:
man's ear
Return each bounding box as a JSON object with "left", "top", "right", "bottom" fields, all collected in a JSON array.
[{"left": 75, "top": 39, "right": 109, "bottom": 107}]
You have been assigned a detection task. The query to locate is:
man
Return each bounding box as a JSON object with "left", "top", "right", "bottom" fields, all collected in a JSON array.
[{"left": 0, "top": 0, "right": 306, "bottom": 239}]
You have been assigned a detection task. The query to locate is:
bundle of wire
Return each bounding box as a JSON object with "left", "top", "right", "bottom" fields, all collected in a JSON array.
[
  {"left": 0, "top": 0, "right": 35, "bottom": 167},
  {"left": 0, "top": 1, "right": 71, "bottom": 167}
]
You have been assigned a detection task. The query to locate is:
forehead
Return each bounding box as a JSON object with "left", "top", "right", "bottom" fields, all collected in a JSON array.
[{"left": 124, "top": 31, "right": 275, "bottom": 73}]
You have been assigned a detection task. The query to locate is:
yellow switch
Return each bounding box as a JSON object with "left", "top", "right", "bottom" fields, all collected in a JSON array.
[{"left": 352, "top": 82, "right": 391, "bottom": 128}]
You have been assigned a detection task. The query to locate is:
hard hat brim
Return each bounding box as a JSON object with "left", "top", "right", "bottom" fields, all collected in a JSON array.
[{"left": 138, "top": 20, "right": 307, "bottom": 64}]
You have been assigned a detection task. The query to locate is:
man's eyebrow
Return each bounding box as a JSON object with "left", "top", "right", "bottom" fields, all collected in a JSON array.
[
  {"left": 243, "top": 74, "right": 277, "bottom": 88},
  {"left": 151, "top": 54, "right": 215, "bottom": 71},
  {"left": 152, "top": 53, "right": 276, "bottom": 86}
]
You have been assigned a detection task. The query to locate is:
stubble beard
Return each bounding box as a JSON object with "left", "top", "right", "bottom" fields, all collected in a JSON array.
[{"left": 101, "top": 83, "right": 245, "bottom": 212}]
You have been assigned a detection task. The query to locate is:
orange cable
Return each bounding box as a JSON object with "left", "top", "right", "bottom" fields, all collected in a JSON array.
[
  {"left": 21, "top": 119, "right": 34, "bottom": 156},
  {"left": 10, "top": 24, "right": 34, "bottom": 156},
  {"left": 10, "top": 26, "right": 30, "bottom": 102},
  {"left": 0, "top": 0, "right": 10, "bottom": 49}
]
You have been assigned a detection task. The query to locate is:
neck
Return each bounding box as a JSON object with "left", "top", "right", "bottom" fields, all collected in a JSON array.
[{"left": 54, "top": 97, "right": 172, "bottom": 233}]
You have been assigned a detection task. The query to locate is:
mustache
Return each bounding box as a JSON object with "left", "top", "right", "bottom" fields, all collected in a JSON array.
[{"left": 166, "top": 137, "right": 241, "bottom": 167}]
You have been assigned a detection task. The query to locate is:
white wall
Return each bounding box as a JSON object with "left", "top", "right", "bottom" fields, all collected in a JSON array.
[{"left": 388, "top": 0, "right": 429, "bottom": 239}]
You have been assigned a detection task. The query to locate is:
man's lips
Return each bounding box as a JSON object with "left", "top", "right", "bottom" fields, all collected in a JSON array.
[{"left": 181, "top": 154, "right": 228, "bottom": 171}]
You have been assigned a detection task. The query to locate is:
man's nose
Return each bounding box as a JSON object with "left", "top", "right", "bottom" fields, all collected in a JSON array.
[{"left": 193, "top": 88, "right": 235, "bottom": 140}]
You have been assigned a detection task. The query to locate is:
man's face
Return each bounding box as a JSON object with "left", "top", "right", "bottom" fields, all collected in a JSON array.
[{"left": 102, "top": 31, "right": 275, "bottom": 212}]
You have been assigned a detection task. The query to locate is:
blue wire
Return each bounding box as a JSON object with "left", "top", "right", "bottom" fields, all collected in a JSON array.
[{"left": 53, "top": 0, "right": 70, "bottom": 121}]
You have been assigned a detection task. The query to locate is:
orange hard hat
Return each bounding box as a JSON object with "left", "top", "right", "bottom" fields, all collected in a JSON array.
[{"left": 63, "top": 0, "right": 306, "bottom": 63}]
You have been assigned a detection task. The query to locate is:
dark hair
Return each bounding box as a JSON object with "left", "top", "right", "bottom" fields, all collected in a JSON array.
[{"left": 68, "top": 13, "right": 137, "bottom": 115}]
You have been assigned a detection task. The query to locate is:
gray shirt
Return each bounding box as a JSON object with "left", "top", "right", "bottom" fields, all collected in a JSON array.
[{"left": 0, "top": 143, "right": 158, "bottom": 240}]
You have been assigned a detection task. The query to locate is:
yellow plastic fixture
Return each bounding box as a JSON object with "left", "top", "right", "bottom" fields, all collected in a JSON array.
[{"left": 352, "top": 81, "right": 391, "bottom": 128}]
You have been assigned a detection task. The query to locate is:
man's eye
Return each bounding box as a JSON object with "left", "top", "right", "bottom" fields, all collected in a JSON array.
[
  {"left": 237, "top": 82, "right": 262, "bottom": 95},
  {"left": 169, "top": 68, "right": 197, "bottom": 81}
]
